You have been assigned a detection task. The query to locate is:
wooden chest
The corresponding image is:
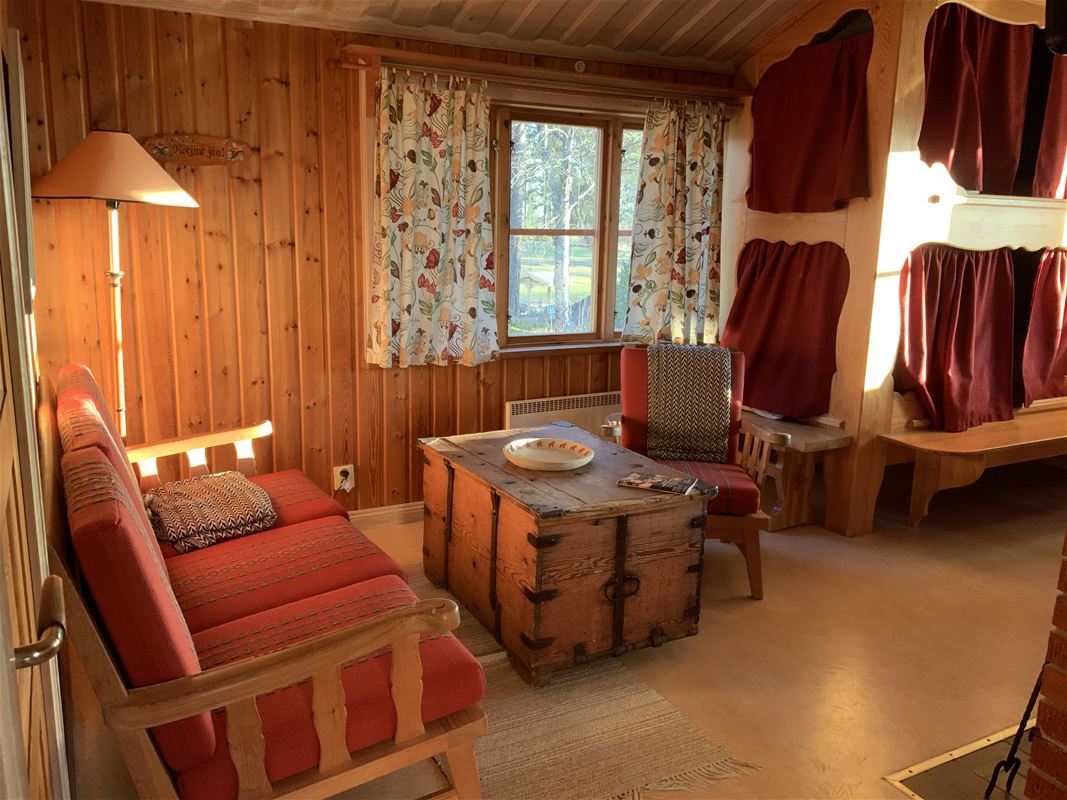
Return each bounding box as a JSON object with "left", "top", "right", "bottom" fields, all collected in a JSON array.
[{"left": 419, "top": 424, "right": 706, "bottom": 686}]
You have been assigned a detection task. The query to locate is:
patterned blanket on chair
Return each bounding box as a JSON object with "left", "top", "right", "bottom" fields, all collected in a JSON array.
[
  {"left": 646, "top": 344, "right": 732, "bottom": 463},
  {"left": 145, "top": 471, "right": 277, "bottom": 553}
]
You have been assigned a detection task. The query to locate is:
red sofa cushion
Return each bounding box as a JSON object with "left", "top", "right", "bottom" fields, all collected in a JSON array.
[
  {"left": 57, "top": 364, "right": 124, "bottom": 451},
  {"left": 54, "top": 389, "right": 164, "bottom": 560},
  {"left": 248, "top": 469, "right": 347, "bottom": 527},
  {"left": 61, "top": 448, "right": 214, "bottom": 772},
  {"left": 165, "top": 517, "right": 406, "bottom": 633},
  {"left": 657, "top": 460, "right": 761, "bottom": 516},
  {"left": 177, "top": 576, "right": 485, "bottom": 800},
  {"left": 621, "top": 346, "right": 745, "bottom": 464}
]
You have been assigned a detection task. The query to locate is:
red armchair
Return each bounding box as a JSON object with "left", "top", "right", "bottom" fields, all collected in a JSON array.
[{"left": 620, "top": 346, "right": 771, "bottom": 599}]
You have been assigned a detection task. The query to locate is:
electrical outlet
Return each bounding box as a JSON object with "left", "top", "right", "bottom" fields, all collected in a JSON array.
[{"left": 333, "top": 464, "right": 355, "bottom": 493}]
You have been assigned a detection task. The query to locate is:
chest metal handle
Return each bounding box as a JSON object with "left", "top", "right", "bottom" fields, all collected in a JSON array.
[{"left": 603, "top": 572, "right": 641, "bottom": 602}]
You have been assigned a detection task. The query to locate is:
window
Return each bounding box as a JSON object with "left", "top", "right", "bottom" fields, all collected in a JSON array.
[{"left": 495, "top": 109, "right": 643, "bottom": 345}]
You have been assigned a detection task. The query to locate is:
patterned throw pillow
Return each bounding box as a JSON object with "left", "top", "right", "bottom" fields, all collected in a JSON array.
[{"left": 144, "top": 471, "right": 277, "bottom": 553}]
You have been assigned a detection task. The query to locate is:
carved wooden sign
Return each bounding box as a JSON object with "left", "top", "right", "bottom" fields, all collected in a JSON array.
[{"left": 142, "top": 133, "right": 250, "bottom": 166}]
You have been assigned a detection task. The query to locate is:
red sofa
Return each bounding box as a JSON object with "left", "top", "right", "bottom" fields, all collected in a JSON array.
[{"left": 54, "top": 365, "right": 485, "bottom": 799}]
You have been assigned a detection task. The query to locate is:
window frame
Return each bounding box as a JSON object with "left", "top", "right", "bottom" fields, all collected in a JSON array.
[{"left": 492, "top": 105, "right": 642, "bottom": 349}]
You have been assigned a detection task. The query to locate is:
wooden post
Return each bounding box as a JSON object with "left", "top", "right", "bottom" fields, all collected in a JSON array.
[{"left": 822, "top": 0, "right": 915, "bottom": 536}]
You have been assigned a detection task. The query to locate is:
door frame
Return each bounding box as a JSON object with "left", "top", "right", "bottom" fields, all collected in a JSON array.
[{"left": 0, "top": 26, "right": 70, "bottom": 799}]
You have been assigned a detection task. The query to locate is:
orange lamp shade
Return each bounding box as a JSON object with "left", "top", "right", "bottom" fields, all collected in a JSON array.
[{"left": 30, "top": 130, "right": 198, "bottom": 208}]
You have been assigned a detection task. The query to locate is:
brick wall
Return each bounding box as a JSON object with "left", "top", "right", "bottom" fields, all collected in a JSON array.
[{"left": 1027, "top": 532, "right": 1067, "bottom": 800}]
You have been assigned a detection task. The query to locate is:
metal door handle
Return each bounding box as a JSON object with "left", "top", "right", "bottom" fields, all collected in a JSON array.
[{"left": 14, "top": 575, "right": 65, "bottom": 669}]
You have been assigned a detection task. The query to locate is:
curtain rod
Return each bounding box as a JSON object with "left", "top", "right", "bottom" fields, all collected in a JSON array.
[
  {"left": 334, "top": 48, "right": 746, "bottom": 107},
  {"left": 379, "top": 64, "right": 741, "bottom": 111}
]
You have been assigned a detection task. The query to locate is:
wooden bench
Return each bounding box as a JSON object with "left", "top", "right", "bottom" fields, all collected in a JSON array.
[
  {"left": 879, "top": 395, "right": 1067, "bottom": 526},
  {"left": 738, "top": 411, "right": 852, "bottom": 531}
]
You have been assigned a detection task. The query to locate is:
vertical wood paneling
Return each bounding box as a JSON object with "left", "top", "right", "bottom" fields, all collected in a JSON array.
[
  {"left": 21, "top": 0, "right": 621, "bottom": 510},
  {"left": 192, "top": 15, "right": 241, "bottom": 470},
  {"left": 9, "top": 3, "right": 52, "bottom": 176},
  {"left": 524, "top": 356, "right": 545, "bottom": 399},
  {"left": 257, "top": 23, "right": 301, "bottom": 470},
  {"left": 480, "top": 361, "right": 502, "bottom": 431},
  {"left": 407, "top": 365, "right": 432, "bottom": 499},
  {"left": 41, "top": 0, "right": 87, "bottom": 162},
  {"left": 27, "top": 203, "right": 66, "bottom": 378},
  {"left": 80, "top": 3, "right": 123, "bottom": 131},
  {"left": 317, "top": 29, "right": 356, "bottom": 480},
  {"left": 503, "top": 359, "right": 524, "bottom": 404},
  {"left": 225, "top": 17, "right": 273, "bottom": 473},
  {"left": 290, "top": 27, "right": 329, "bottom": 489},
  {"left": 157, "top": 12, "right": 209, "bottom": 442},
  {"left": 382, "top": 367, "right": 408, "bottom": 505},
  {"left": 431, "top": 366, "right": 453, "bottom": 436},
  {"left": 589, "top": 352, "right": 609, "bottom": 392},
  {"left": 355, "top": 365, "right": 383, "bottom": 506},
  {"left": 547, "top": 355, "right": 567, "bottom": 397},
  {"left": 55, "top": 204, "right": 109, "bottom": 399},
  {"left": 122, "top": 8, "right": 178, "bottom": 482},
  {"left": 455, "top": 365, "right": 480, "bottom": 434}
]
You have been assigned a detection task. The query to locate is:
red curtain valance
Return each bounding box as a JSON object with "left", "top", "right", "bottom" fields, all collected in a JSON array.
[
  {"left": 747, "top": 31, "right": 872, "bottom": 213},
  {"left": 896, "top": 244, "right": 1015, "bottom": 432},
  {"left": 1023, "top": 249, "right": 1067, "bottom": 403},
  {"left": 720, "top": 239, "right": 849, "bottom": 419}
]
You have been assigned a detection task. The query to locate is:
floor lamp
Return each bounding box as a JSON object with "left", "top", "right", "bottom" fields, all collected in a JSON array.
[{"left": 31, "top": 130, "right": 198, "bottom": 438}]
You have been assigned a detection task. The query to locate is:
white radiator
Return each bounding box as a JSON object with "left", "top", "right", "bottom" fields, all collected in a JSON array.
[{"left": 505, "top": 391, "right": 621, "bottom": 436}]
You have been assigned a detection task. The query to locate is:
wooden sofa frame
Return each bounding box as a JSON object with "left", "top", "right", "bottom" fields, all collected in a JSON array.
[
  {"left": 124, "top": 420, "right": 275, "bottom": 491},
  {"left": 878, "top": 392, "right": 1067, "bottom": 526},
  {"left": 36, "top": 384, "right": 486, "bottom": 800}
]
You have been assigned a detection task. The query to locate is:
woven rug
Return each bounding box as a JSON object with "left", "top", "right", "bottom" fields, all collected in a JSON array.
[{"left": 406, "top": 570, "right": 755, "bottom": 799}]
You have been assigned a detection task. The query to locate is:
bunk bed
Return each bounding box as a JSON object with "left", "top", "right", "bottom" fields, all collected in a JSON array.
[{"left": 721, "top": 0, "right": 1067, "bottom": 534}]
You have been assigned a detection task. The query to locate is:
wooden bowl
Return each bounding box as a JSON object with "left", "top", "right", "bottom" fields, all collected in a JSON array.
[{"left": 503, "top": 437, "right": 595, "bottom": 471}]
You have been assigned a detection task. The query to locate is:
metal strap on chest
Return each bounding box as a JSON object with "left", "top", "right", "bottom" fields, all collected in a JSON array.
[{"left": 602, "top": 515, "right": 641, "bottom": 656}]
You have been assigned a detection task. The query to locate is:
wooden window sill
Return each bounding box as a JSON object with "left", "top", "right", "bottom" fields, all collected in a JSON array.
[{"left": 497, "top": 340, "right": 625, "bottom": 359}]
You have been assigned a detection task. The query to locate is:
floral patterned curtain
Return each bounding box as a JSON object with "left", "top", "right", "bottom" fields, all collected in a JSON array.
[
  {"left": 622, "top": 101, "right": 726, "bottom": 345},
  {"left": 369, "top": 69, "right": 498, "bottom": 367}
]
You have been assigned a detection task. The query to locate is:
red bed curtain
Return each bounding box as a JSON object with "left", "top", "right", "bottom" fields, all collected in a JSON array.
[
  {"left": 747, "top": 31, "right": 872, "bottom": 213},
  {"left": 1034, "top": 57, "right": 1067, "bottom": 198},
  {"left": 896, "top": 245, "right": 1015, "bottom": 432},
  {"left": 917, "top": 3, "right": 1033, "bottom": 194},
  {"left": 720, "top": 239, "right": 849, "bottom": 419},
  {"left": 1023, "top": 249, "right": 1067, "bottom": 403}
]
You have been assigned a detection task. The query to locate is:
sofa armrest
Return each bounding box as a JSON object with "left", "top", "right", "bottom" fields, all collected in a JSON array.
[
  {"left": 104, "top": 596, "right": 459, "bottom": 794},
  {"left": 126, "top": 421, "right": 273, "bottom": 490},
  {"left": 104, "top": 596, "right": 455, "bottom": 730}
]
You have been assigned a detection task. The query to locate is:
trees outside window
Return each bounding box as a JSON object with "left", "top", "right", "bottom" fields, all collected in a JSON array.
[{"left": 495, "top": 109, "right": 642, "bottom": 346}]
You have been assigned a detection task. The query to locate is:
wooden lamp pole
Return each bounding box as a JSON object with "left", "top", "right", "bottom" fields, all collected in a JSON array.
[{"left": 31, "top": 130, "right": 198, "bottom": 438}]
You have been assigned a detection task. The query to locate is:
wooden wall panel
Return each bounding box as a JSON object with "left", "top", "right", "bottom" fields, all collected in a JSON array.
[
  {"left": 10, "top": 0, "right": 621, "bottom": 510},
  {"left": 290, "top": 26, "right": 329, "bottom": 489},
  {"left": 225, "top": 17, "right": 273, "bottom": 475},
  {"left": 193, "top": 13, "right": 242, "bottom": 471}
]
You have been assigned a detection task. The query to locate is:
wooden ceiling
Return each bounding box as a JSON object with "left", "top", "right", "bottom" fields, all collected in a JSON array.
[{"left": 88, "top": 0, "right": 812, "bottom": 71}]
